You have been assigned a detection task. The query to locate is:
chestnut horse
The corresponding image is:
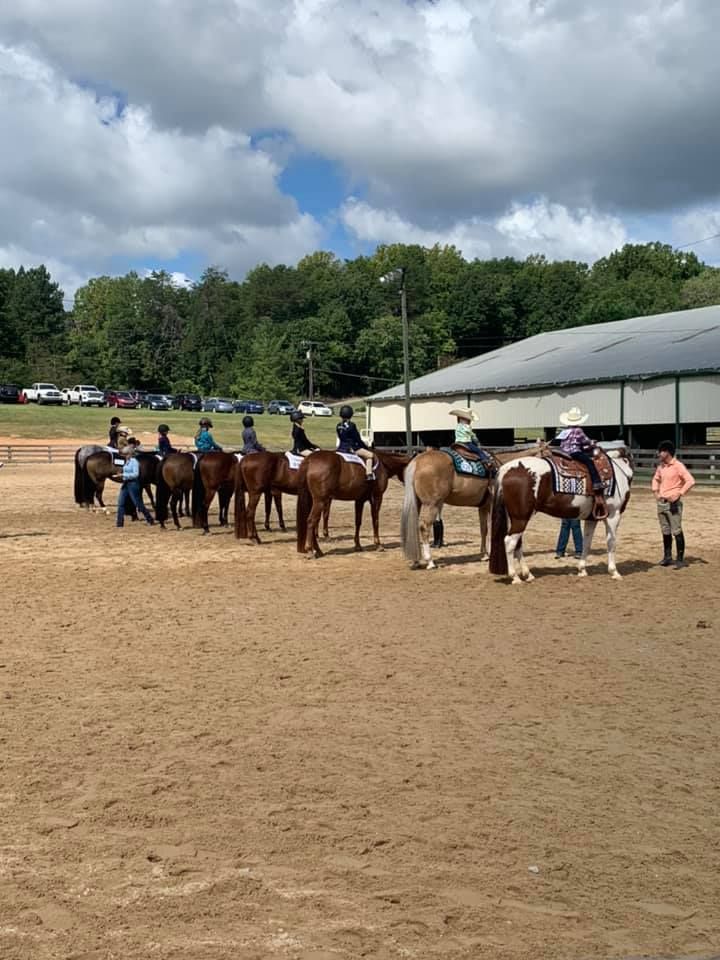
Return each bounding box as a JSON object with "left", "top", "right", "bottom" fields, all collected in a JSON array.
[
  {"left": 234, "top": 452, "right": 330, "bottom": 543},
  {"left": 192, "top": 452, "right": 239, "bottom": 533},
  {"left": 488, "top": 446, "right": 634, "bottom": 583},
  {"left": 400, "top": 446, "right": 541, "bottom": 570},
  {"left": 155, "top": 452, "right": 194, "bottom": 529},
  {"left": 296, "top": 450, "right": 409, "bottom": 558}
]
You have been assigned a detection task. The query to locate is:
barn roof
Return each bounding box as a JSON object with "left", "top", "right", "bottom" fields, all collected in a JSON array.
[{"left": 369, "top": 305, "right": 720, "bottom": 401}]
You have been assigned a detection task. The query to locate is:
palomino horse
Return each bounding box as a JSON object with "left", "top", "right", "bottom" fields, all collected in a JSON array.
[
  {"left": 155, "top": 452, "right": 194, "bottom": 529},
  {"left": 296, "top": 450, "right": 409, "bottom": 558},
  {"left": 234, "top": 452, "right": 330, "bottom": 543},
  {"left": 192, "top": 452, "right": 239, "bottom": 533},
  {"left": 401, "top": 446, "right": 541, "bottom": 570},
  {"left": 488, "top": 446, "right": 634, "bottom": 583},
  {"left": 74, "top": 447, "right": 158, "bottom": 510}
]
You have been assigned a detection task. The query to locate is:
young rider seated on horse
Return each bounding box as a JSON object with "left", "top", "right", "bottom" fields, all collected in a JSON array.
[
  {"left": 556, "top": 407, "right": 607, "bottom": 518},
  {"left": 195, "top": 418, "right": 223, "bottom": 453},
  {"left": 290, "top": 411, "right": 319, "bottom": 457},
  {"left": 109, "top": 417, "right": 130, "bottom": 450},
  {"left": 241, "top": 415, "right": 266, "bottom": 454},
  {"left": 451, "top": 408, "right": 490, "bottom": 462},
  {"left": 157, "top": 424, "right": 177, "bottom": 456},
  {"left": 337, "top": 404, "right": 374, "bottom": 479}
]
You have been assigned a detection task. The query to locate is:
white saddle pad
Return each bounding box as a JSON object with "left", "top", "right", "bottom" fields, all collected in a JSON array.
[
  {"left": 285, "top": 451, "right": 304, "bottom": 470},
  {"left": 234, "top": 453, "right": 244, "bottom": 463},
  {"left": 336, "top": 451, "right": 364, "bottom": 466}
]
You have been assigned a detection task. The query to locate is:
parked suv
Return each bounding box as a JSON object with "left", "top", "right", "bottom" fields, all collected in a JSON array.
[
  {"left": 267, "top": 400, "right": 296, "bottom": 415},
  {"left": 173, "top": 393, "right": 202, "bottom": 411},
  {"left": 0, "top": 383, "right": 21, "bottom": 403},
  {"left": 234, "top": 399, "right": 265, "bottom": 414},
  {"left": 297, "top": 400, "right": 333, "bottom": 417}
]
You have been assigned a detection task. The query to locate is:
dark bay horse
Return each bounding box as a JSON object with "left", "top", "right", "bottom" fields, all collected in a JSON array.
[
  {"left": 296, "top": 450, "right": 409, "bottom": 558},
  {"left": 155, "top": 453, "right": 194, "bottom": 529},
  {"left": 74, "top": 447, "right": 158, "bottom": 510},
  {"left": 488, "top": 447, "right": 634, "bottom": 583},
  {"left": 234, "top": 452, "right": 330, "bottom": 543},
  {"left": 192, "top": 452, "right": 239, "bottom": 533}
]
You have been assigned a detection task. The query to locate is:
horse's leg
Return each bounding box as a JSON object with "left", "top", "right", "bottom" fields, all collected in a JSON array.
[
  {"left": 321, "top": 501, "right": 330, "bottom": 539},
  {"left": 604, "top": 511, "right": 622, "bottom": 580},
  {"left": 247, "top": 490, "right": 263, "bottom": 543},
  {"left": 264, "top": 489, "right": 272, "bottom": 531},
  {"left": 354, "top": 500, "right": 364, "bottom": 551},
  {"left": 306, "top": 498, "right": 325, "bottom": 558},
  {"left": 479, "top": 501, "right": 491, "bottom": 560},
  {"left": 418, "top": 503, "right": 439, "bottom": 570},
  {"left": 515, "top": 534, "right": 534, "bottom": 583},
  {"left": 577, "top": 517, "right": 598, "bottom": 577},
  {"left": 96, "top": 479, "right": 106, "bottom": 510},
  {"left": 275, "top": 492, "right": 286, "bottom": 532},
  {"left": 370, "top": 493, "right": 383, "bottom": 550},
  {"left": 146, "top": 484, "right": 156, "bottom": 510},
  {"left": 171, "top": 492, "right": 181, "bottom": 529}
]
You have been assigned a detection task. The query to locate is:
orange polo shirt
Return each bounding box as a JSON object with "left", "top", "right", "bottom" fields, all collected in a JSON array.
[{"left": 652, "top": 458, "right": 695, "bottom": 501}]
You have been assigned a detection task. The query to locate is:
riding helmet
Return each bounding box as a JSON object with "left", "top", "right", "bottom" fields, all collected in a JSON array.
[
  {"left": 199, "top": 417, "right": 213, "bottom": 428},
  {"left": 290, "top": 411, "right": 305, "bottom": 422},
  {"left": 339, "top": 404, "right": 354, "bottom": 419},
  {"left": 242, "top": 415, "right": 254, "bottom": 428},
  {"left": 158, "top": 423, "right": 170, "bottom": 433}
]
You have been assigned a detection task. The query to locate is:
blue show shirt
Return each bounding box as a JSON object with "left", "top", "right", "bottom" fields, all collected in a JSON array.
[
  {"left": 196, "top": 429, "right": 220, "bottom": 452},
  {"left": 336, "top": 420, "right": 367, "bottom": 452},
  {"left": 122, "top": 456, "right": 140, "bottom": 481}
]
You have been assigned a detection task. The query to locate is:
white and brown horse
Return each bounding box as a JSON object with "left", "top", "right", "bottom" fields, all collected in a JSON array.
[{"left": 488, "top": 446, "right": 634, "bottom": 583}]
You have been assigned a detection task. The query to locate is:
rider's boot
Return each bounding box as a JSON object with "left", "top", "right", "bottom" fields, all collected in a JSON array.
[
  {"left": 674, "top": 532, "right": 687, "bottom": 568},
  {"left": 432, "top": 519, "right": 445, "bottom": 548},
  {"left": 659, "top": 534, "right": 673, "bottom": 566}
]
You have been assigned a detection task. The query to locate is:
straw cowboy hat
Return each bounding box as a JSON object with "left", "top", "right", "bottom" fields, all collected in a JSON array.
[
  {"left": 450, "top": 407, "right": 478, "bottom": 422},
  {"left": 559, "top": 406, "right": 589, "bottom": 427}
]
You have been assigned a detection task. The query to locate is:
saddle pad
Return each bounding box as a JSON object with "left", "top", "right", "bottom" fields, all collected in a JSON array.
[
  {"left": 285, "top": 451, "right": 304, "bottom": 470},
  {"left": 440, "top": 447, "right": 490, "bottom": 478},
  {"left": 336, "top": 451, "right": 378, "bottom": 474},
  {"left": 548, "top": 454, "right": 616, "bottom": 497},
  {"left": 189, "top": 452, "right": 198, "bottom": 468},
  {"left": 234, "top": 453, "right": 244, "bottom": 463}
]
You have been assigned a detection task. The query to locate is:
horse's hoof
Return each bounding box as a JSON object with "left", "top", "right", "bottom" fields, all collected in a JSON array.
[
  {"left": 524, "top": 572, "right": 535, "bottom": 582},
  {"left": 426, "top": 560, "right": 437, "bottom": 570},
  {"left": 376, "top": 544, "right": 385, "bottom": 552},
  {"left": 577, "top": 569, "right": 588, "bottom": 578},
  {"left": 410, "top": 561, "right": 421, "bottom": 570},
  {"left": 610, "top": 570, "right": 623, "bottom": 581},
  {"left": 511, "top": 577, "right": 523, "bottom": 585},
  {"left": 354, "top": 545, "right": 363, "bottom": 552}
]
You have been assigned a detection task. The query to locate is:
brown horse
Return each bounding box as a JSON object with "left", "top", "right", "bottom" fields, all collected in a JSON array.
[
  {"left": 74, "top": 447, "right": 158, "bottom": 511},
  {"left": 400, "top": 446, "right": 541, "bottom": 570},
  {"left": 234, "top": 452, "right": 330, "bottom": 543},
  {"left": 488, "top": 446, "right": 634, "bottom": 583},
  {"left": 296, "top": 450, "right": 409, "bottom": 558},
  {"left": 155, "top": 453, "right": 194, "bottom": 529},
  {"left": 192, "top": 452, "right": 239, "bottom": 533}
]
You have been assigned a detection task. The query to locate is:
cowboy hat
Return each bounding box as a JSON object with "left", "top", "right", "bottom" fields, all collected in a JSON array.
[
  {"left": 449, "top": 407, "right": 478, "bottom": 422},
  {"left": 559, "top": 407, "right": 589, "bottom": 426}
]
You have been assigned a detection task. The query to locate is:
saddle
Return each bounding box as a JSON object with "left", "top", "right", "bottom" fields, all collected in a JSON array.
[
  {"left": 542, "top": 445, "right": 614, "bottom": 519},
  {"left": 441, "top": 447, "right": 494, "bottom": 479}
]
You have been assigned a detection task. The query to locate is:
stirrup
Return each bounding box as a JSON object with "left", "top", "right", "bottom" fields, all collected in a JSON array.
[{"left": 592, "top": 496, "right": 608, "bottom": 520}]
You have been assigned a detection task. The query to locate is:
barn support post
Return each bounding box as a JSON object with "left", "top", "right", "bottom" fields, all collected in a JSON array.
[
  {"left": 674, "top": 376, "right": 681, "bottom": 450},
  {"left": 619, "top": 380, "right": 625, "bottom": 440}
]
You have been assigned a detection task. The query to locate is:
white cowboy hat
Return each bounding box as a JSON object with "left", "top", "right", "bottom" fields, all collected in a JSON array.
[
  {"left": 450, "top": 407, "right": 478, "bottom": 422},
  {"left": 559, "top": 407, "right": 589, "bottom": 426}
]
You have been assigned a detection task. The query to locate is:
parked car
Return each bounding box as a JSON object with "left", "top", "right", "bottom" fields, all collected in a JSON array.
[
  {"left": 202, "top": 397, "right": 235, "bottom": 413},
  {"left": 63, "top": 384, "right": 106, "bottom": 406},
  {"left": 173, "top": 393, "right": 202, "bottom": 411},
  {"left": 267, "top": 400, "right": 296, "bottom": 415},
  {"left": 234, "top": 399, "right": 265, "bottom": 414},
  {"left": 22, "top": 383, "right": 63, "bottom": 405},
  {"left": 106, "top": 390, "right": 139, "bottom": 409},
  {"left": 144, "top": 393, "right": 173, "bottom": 411},
  {"left": 0, "top": 383, "right": 21, "bottom": 403},
  {"left": 297, "top": 400, "right": 333, "bottom": 417}
]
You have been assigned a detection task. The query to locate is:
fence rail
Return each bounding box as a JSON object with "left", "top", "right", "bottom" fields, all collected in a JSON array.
[{"left": 1, "top": 444, "right": 78, "bottom": 464}]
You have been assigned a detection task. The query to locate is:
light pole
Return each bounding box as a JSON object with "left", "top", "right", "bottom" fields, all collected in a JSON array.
[{"left": 380, "top": 267, "right": 412, "bottom": 455}]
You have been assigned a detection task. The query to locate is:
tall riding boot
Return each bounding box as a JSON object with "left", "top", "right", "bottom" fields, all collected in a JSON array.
[
  {"left": 674, "top": 532, "right": 687, "bottom": 568},
  {"left": 432, "top": 519, "right": 445, "bottom": 548},
  {"left": 659, "top": 534, "right": 673, "bottom": 566}
]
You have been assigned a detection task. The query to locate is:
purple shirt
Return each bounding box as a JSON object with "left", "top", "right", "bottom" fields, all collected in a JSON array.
[{"left": 559, "top": 427, "right": 593, "bottom": 454}]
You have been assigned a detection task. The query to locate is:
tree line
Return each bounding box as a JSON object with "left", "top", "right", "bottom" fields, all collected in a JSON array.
[{"left": 1, "top": 242, "right": 719, "bottom": 399}]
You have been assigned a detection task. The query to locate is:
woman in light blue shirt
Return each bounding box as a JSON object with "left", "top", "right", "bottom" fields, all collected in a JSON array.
[{"left": 114, "top": 441, "right": 155, "bottom": 527}]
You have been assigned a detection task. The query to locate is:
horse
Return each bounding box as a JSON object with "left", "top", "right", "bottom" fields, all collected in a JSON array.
[
  {"left": 191, "top": 452, "right": 239, "bottom": 533},
  {"left": 74, "top": 447, "right": 159, "bottom": 512},
  {"left": 400, "top": 445, "right": 542, "bottom": 570},
  {"left": 155, "top": 453, "right": 194, "bottom": 529},
  {"left": 234, "top": 451, "right": 330, "bottom": 543},
  {"left": 296, "top": 450, "right": 409, "bottom": 558},
  {"left": 488, "top": 446, "right": 634, "bottom": 583}
]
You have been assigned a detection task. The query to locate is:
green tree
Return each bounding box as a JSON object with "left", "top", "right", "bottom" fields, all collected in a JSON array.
[{"left": 680, "top": 268, "right": 720, "bottom": 309}]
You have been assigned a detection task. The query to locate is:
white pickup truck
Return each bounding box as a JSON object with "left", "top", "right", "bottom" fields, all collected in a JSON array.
[
  {"left": 62, "top": 384, "right": 106, "bottom": 406},
  {"left": 23, "top": 382, "right": 64, "bottom": 405}
]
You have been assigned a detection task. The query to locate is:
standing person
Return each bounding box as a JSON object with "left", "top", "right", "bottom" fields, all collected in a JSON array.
[
  {"left": 290, "top": 411, "right": 319, "bottom": 457},
  {"left": 336, "top": 405, "right": 374, "bottom": 479},
  {"left": 241, "top": 415, "right": 265, "bottom": 454},
  {"left": 555, "top": 518, "right": 584, "bottom": 559},
  {"left": 652, "top": 440, "right": 695, "bottom": 568},
  {"left": 156, "top": 424, "right": 176, "bottom": 456},
  {"left": 195, "top": 418, "right": 222, "bottom": 452},
  {"left": 451, "top": 408, "right": 491, "bottom": 462},
  {"left": 114, "top": 440, "right": 155, "bottom": 528},
  {"left": 557, "top": 407, "right": 607, "bottom": 519}
]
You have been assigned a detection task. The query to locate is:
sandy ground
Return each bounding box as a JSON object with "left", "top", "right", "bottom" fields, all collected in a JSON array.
[{"left": 1, "top": 461, "right": 719, "bottom": 960}]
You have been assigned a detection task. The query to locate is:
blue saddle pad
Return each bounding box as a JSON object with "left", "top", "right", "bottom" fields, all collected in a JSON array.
[{"left": 440, "top": 447, "right": 490, "bottom": 478}]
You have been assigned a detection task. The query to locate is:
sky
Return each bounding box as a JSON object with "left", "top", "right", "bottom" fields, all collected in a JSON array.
[{"left": 2, "top": 0, "right": 720, "bottom": 301}]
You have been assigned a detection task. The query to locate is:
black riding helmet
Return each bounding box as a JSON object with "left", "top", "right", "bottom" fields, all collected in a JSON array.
[
  {"left": 110, "top": 416, "right": 121, "bottom": 425},
  {"left": 339, "top": 404, "right": 354, "bottom": 419},
  {"left": 242, "top": 415, "right": 254, "bottom": 428},
  {"left": 290, "top": 411, "right": 305, "bottom": 422},
  {"left": 158, "top": 423, "right": 170, "bottom": 433}
]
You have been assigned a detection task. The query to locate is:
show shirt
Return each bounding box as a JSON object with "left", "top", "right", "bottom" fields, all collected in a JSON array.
[
  {"left": 291, "top": 423, "right": 317, "bottom": 454},
  {"left": 241, "top": 427, "right": 265, "bottom": 454},
  {"left": 652, "top": 458, "right": 695, "bottom": 502},
  {"left": 560, "top": 427, "right": 594, "bottom": 455},
  {"left": 196, "top": 429, "right": 220, "bottom": 452},
  {"left": 122, "top": 456, "right": 140, "bottom": 481},
  {"left": 337, "top": 420, "right": 368, "bottom": 453},
  {"left": 455, "top": 423, "right": 475, "bottom": 443}
]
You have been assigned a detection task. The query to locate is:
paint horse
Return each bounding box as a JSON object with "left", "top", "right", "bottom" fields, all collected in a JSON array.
[{"left": 488, "top": 444, "right": 634, "bottom": 583}]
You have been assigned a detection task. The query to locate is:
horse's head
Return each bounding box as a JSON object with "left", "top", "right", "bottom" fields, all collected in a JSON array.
[
  {"left": 605, "top": 445, "right": 635, "bottom": 472},
  {"left": 375, "top": 449, "right": 412, "bottom": 481}
]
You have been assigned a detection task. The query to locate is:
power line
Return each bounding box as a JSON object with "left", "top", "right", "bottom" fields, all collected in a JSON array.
[{"left": 676, "top": 231, "right": 720, "bottom": 250}]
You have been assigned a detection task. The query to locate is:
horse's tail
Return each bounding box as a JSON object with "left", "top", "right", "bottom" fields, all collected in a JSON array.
[
  {"left": 489, "top": 477, "right": 509, "bottom": 575},
  {"left": 400, "top": 458, "right": 421, "bottom": 563},
  {"left": 191, "top": 461, "right": 205, "bottom": 527},
  {"left": 73, "top": 448, "right": 85, "bottom": 505},
  {"left": 234, "top": 463, "right": 248, "bottom": 539},
  {"left": 155, "top": 462, "right": 170, "bottom": 524},
  {"left": 296, "top": 474, "right": 312, "bottom": 554}
]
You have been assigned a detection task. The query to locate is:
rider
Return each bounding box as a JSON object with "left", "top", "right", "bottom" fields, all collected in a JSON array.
[
  {"left": 241, "top": 415, "right": 266, "bottom": 454},
  {"left": 195, "top": 417, "right": 223, "bottom": 453},
  {"left": 157, "top": 424, "right": 176, "bottom": 457},
  {"left": 557, "top": 407, "right": 607, "bottom": 518},
  {"left": 108, "top": 416, "right": 121, "bottom": 448},
  {"left": 290, "top": 411, "right": 319, "bottom": 457},
  {"left": 451, "top": 408, "right": 490, "bottom": 462},
  {"left": 336, "top": 405, "right": 374, "bottom": 479}
]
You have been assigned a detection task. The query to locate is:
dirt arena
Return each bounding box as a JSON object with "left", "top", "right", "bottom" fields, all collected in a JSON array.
[{"left": 1, "top": 460, "right": 719, "bottom": 960}]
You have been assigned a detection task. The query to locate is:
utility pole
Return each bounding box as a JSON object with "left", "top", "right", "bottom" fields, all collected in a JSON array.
[
  {"left": 303, "top": 341, "right": 318, "bottom": 400},
  {"left": 379, "top": 267, "right": 412, "bottom": 455}
]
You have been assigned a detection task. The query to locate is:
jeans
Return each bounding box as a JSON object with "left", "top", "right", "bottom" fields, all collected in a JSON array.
[
  {"left": 556, "top": 518, "right": 583, "bottom": 556},
  {"left": 117, "top": 480, "right": 153, "bottom": 526},
  {"left": 570, "top": 451, "right": 602, "bottom": 489},
  {"left": 459, "top": 441, "right": 490, "bottom": 462}
]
